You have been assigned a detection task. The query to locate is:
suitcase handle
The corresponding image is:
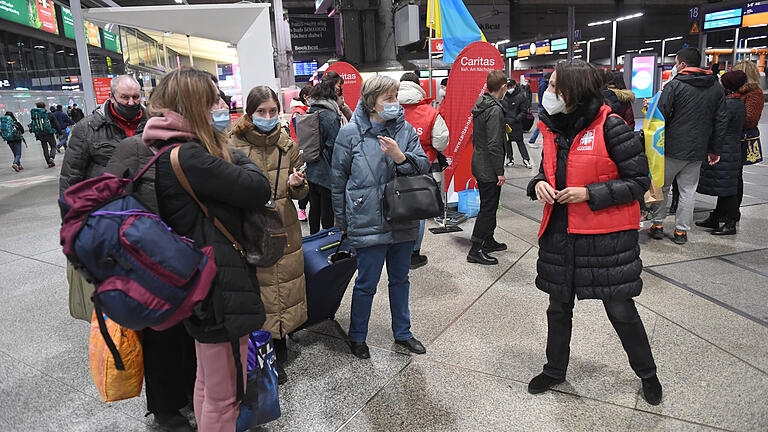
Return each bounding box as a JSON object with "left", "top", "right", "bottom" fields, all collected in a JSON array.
[{"left": 327, "top": 233, "right": 350, "bottom": 265}]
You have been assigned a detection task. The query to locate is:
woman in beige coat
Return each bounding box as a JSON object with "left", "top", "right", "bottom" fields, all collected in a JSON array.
[{"left": 229, "top": 86, "right": 308, "bottom": 384}]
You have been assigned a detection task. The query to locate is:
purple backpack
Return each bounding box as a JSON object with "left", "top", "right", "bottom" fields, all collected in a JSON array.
[{"left": 59, "top": 144, "right": 217, "bottom": 368}]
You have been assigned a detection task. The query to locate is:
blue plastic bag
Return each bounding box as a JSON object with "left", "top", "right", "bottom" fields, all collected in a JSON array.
[
  {"left": 236, "top": 331, "right": 281, "bottom": 431},
  {"left": 457, "top": 178, "right": 481, "bottom": 218}
]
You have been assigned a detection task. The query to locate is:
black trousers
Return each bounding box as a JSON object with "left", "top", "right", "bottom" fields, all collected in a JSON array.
[
  {"left": 298, "top": 196, "right": 309, "bottom": 210},
  {"left": 38, "top": 134, "right": 56, "bottom": 163},
  {"left": 504, "top": 134, "right": 530, "bottom": 163},
  {"left": 308, "top": 181, "right": 334, "bottom": 234},
  {"left": 543, "top": 295, "right": 657, "bottom": 380},
  {"left": 471, "top": 181, "right": 501, "bottom": 246},
  {"left": 735, "top": 164, "right": 745, "bottom": 221},
  {"left": 143, "top": 324, "right": 196, "bottom": 414}
]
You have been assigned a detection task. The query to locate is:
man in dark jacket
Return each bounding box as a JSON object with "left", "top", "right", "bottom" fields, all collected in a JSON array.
[
  {"left": 502, "top": 80, "right": 532, "bottom": 168},
  {"left": 648, "top": 48, "right": 729, "bottom": 244},
  {"left": 53, "top": 105, "right": 75, "bottom": 150},
  {"left": 70, "top": 103, "right": 85, "bottom": 123},
  {"left": 467, "top": 70, "right": 507, "bottom": 265}
]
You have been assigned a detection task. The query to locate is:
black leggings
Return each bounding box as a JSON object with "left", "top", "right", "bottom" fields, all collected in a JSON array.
[{"left": 308, "top": 182, "right": 334, "bottom": 234}]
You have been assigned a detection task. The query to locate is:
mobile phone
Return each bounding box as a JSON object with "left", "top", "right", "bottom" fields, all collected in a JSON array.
[{"left": 298, "top": 163, "right": 307, "bottom": 174}]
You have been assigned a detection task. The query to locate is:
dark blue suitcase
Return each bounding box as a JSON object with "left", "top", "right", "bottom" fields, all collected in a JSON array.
[{"left": 298, "top": 228, "right": 357, "bottom": 330}]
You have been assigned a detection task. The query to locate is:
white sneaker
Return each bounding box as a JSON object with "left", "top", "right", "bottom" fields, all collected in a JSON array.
[{"left": 523, "top": 160, "right": 532, "bottom": 169}]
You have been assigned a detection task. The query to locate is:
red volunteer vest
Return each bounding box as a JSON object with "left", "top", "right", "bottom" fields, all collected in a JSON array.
[
  {"left": 538, "top": 104, "right": 640, "bottom": 238},
  {"left": 402, "top": 100, "right": 439, "bottom": 162},
  {"left": 289, "top": 105, "right": 309, "bottom": 143}
]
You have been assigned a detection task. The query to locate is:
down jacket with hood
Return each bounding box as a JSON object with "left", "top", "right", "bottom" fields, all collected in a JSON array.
[
  {"left": 697, "top": 96, "right": 746, "bottom": 197},
  {"left": 502, "top": 86, "right": 531, "bottom": 138},
  {"left": 228, "top": 124, "right": 309, "bottom": 338},
  {"left": 397, "top": 80, "right": 450, "bottom": 154},
  {"left": 471, "top": 93, "right": 507, "bottom": 183},
  {"left": 603, "top": 88, "right": 636, "bottom": 129},
  {"left": 331, "top": 100, "right": 430, "bottom": 249},
  {"left": 60, "top": 101, "right": 147, "bottom": 195},
  {"left": 145, "top": 110, "right": 272, "bottom": 344},
  {"left": 527, "top": 96, "right": 650, "bottom": 302},
  {"left": 657, "top": 68, "right": 728, "bottom": 161}
]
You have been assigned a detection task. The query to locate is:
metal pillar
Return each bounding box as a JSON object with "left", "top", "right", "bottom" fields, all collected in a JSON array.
[
  {"left": 187, "top": 35, "right": 194, "bottom": 66},
  {"left": 272, "top": 0, "right": 295, "bottom": 88},
  {"left": 661, "top": 39, "right": 666, "bottom": 65},
  {"left": 698, "top": 32, "right": 708, "bottom": 67},
  {"left": 162, "top": 34, "right": 169, "bottom": 71},
  {"left": 567, "top": 6, "right": 575, "bottom": 61},
  {"left": 70, "top": 0, "right": 96, "bottom": 113},
  {"left": 610, "top": 20, "right": 617, "bottom": 69},
  {"left": 733, "top": 28, "right": 740, "bottom": 64}
]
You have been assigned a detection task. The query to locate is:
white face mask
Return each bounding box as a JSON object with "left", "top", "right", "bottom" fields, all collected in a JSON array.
[
  {"left": 542, "top": 91, "right": 567, "bottom": 115},
  {"left": 670, "top": 65, "right": 679, "bottom": 79}
]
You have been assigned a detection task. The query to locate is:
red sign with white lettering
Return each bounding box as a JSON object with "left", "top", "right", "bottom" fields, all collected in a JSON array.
[
  {"left": 430, "top": 38, "right": 444, "bottom": 53},
  {"left": 325, "top": 62, "right": 363, "bottom": 114},
  {"left": 93, "top": 77, "right": 113, "bottom": 105}
]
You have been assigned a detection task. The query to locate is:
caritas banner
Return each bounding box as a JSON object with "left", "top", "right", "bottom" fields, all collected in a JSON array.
[
  {"left": 325, "top": 62, "right": 362, "bottom": 113},
  {"left": 439, "top": 41, "right": 503, "bottom": 195}
]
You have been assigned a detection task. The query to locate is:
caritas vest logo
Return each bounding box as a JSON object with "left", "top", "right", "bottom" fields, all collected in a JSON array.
[
  {"left": 577, "top": 129, "right": 595, "bottom": 151},
  {"left": 338, "top": 73, "right": 358, "bottom": 84}
]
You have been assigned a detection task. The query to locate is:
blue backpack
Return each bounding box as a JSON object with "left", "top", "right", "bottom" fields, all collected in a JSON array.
[{"left": 59, "top": 144, "right": 218, "bottom": 369}]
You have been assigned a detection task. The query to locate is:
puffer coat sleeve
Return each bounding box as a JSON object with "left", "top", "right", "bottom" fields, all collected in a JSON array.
[{"left": 585, "top": 116, "right": 650, "bottom": 211}]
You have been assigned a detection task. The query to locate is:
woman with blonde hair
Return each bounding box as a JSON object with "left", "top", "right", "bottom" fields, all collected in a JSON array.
[
  {"left": 144, "top": 67, "right": 272, "bottom": 431},
  {"left": 229, "top": 85, "right": 309, "bottom": 384}
]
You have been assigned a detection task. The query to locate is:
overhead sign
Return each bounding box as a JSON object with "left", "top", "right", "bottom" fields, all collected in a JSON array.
[
  {"left": 534, "top": 40, "right": 551, "bottom": 55},
  {"left": 431, "top": 38, "right": 444, "bottom": 53},
  {"left": 703, "top": 8, "right": 743, "bottom": 30},
  {"left": 293, "top": 60, "right": 318, "bottom": 76},
  {"left": 551, "top": 37, "right": 568, "bottom": 51},
  {"left": 290, "top": 16, "right": 336, "bottom": 53},
  {"left": 62, "top": 7, "right": 102, "bottom": 47},
  {"left": 86, "top": 21, "right": 101, "bottom": 47},
  {"left": 0, "top": 0, "right": 59, "bottom": 35},
  {"left": 103, "top": 29, "right": 121, "bottom": 53},
  {"left": 744, "top": 2, "right": 768, "bottom": 27},
  {"left": 93, "top": 77, "right": 112, "bottom": 105},
  {"left": 517, "top": 43, "right": 531, "bottom": 57},
  {"left": 505, "top": 46, "right": 518, "bottom": 58},
  {"left": 689, "top": 6, "right": 700, "bottom": 23}
]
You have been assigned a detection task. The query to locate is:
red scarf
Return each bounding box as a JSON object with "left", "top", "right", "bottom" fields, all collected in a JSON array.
[{"left": 109, "top": 102, "right": 142, "bottom": 137}]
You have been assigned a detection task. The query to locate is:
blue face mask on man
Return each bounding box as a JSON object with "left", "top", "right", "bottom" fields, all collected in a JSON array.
[
  {"left": 252, "top": 114, "right": 280, "bottom": 132},
  {"left": 210, "top": 109, "right": 230, "bottom": 133},
  {"left": 377, "top": 102, "right": 400, "bottom": 121}
]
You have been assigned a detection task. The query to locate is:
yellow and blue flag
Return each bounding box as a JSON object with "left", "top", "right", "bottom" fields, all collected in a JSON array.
[
  {"left": 642, "top": 91, "right": 665, "bottom": 188},
  {"left": 427, "top": 0, "right": 486, "bottom": 63}
]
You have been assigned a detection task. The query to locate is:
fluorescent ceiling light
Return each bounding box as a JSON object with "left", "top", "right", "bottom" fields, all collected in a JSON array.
[
  {"left": 616, "top": 12, "right": 644, "bottom": 22},
  {"left": 664, "top": 36, "right": 683, "bottom": 41},
  {"left": 496, "top": 39, "right": 510, "bottom": 45},
  {"left": 725, "top": 39, "right": 734, "bottom": 42},
  {"left": 34, "top": 45, "right": 46, "bottom": 49},
  {"left": 517, "top": 57, "right": 529, "bottom": 61},
  {"left": 588, "top": 20, "right": 611, "bottom": 27},
  {"left": 56, "top": 49, "right": 65, "bottom": 53},
  {"left": 747, "top": 35, "right": 767, "bottom": 41},
  {"left": 589, "top": 37, "right": 606, "bottom": 43},
  {"left": 749, "top": 24, "right": 767, "bottom": 28},
  {"left": 574, "top": 55, "right": 582, "bottom": 59},
  {"left": 645, "top": 39, "right": 661, "bottom": 43},
  {"left": 174, "top": 0, "right": 183, "bottom": 3},
  {"left": 574, "top": 49, "right": 583, "bottom": 52},
  {"left": 638, "top": 47, "right": 654, "bottom": 53}
]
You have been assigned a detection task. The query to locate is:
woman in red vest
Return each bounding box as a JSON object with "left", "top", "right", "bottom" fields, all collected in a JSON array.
[{"left": 525, "top": 60, "right": 662, "bottom": 406}]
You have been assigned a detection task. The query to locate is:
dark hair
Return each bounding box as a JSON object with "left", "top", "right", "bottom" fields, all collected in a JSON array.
[
  {"left": 486, "top": 70, "right": 507, "bottom": 93},
  {"left": 400, "top": 72, "right": 420, "bottom": 84},
  {"left": 56, "top": 104, "right": 63, "bottom": 111},
  {"left": 508, "top": 79, "right": 517, "bottom": 86},
  {"left": 73, "top": 103, "right": 78, "bottom": 107},
  {"left": 606, "top": 71, "right": 627, "bottom": 90},
  {"left": 50, "top": 106, "right": 56, "bottom": 112},
  {"left": 676, "top": 48, "right": 701, "bottom": 68},
  {"left": 309, "top": 77, "right": 338, "bottom": 100},
  {"left": 553, "top": 60, "right": 603, "bottom": 112},
  {"left": 36, "top": 101, "right": 46, "bottom": 108},
  {"left": 232, "top": 85, "right": 281, "bottom": 136},
  {"left": 294, "top": 84, "right": 312, "bottom": 103},
  {"left": 440, "top": 78, "right": 448, "bottom": 86},
  {"left": 321, "top": 70, "right": 344, "bottom": 86},
  {"left": 5, "top": 111, "right": 16, "bottom": 121}
]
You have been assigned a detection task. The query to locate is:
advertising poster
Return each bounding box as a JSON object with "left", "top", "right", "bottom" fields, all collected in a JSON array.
[
  {"left": 631, "top": 56, "right": 656, "bottom": 99},
  {"left": 86, "top": 21, "right": 101, "bottom": 47},
  {"left": 93, "top": 77, "right": 112, "bottom": 105},
  {"left": 438, "top": 41, "right": 503, "bottom": 195},
  {"left": 0, "top": 0, "right": 59, "bottom": 35},
  {"left": 103, "top": 29, "right": 121, "bottom": 53},
  {"left": 325, "top": 62, "right": 362, "bottom": 114}
]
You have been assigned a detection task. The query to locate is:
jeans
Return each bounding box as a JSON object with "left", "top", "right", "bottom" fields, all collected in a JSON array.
[
  {"left": 7, "top": 140, "right": 21, "bottom": 166},
  {"left": 414, "top": 220, "right": 426, "bottom": 252},
  {"left": 58, "top": 128, "right": 69, "bottom": 149},
  {"left": 38, "top": 134, "right": 56, "bottom": 163},
  {"left": 308, "top": 182, "right": 334, "bottom": 234},
  {"left": 529, "top": 127, "right": 541, "bottom": 143},
  {"left": 193, "top": 337, "right": 248, "bottom": 432},
  {"left": 471, "top": 181, "right": 502, "bottom": 246},
  {"left": 349, "top": 241, "right": 414, "bottom": 342},
  {"left": 543, "top": 295, "right": 657, "bottom": 380},
  {"left": 505, "top": 134, "right": 530, "bottom": 163},
  {"left": 651, "top": 157, "right": 702, "bottom": 231}
]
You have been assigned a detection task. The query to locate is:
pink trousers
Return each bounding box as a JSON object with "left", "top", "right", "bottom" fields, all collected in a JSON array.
[{"left": 193, "top": 336, "right": 248, "bottom": 432}]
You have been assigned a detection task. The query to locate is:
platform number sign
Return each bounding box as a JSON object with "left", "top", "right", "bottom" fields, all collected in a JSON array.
[{"left": 689, "top": 6, "right": 700, "bottom": 22}]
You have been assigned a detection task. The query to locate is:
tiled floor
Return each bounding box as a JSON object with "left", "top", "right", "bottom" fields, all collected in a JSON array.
[{"left": 0, "top": 112, "right": 766, "bottom": 431}]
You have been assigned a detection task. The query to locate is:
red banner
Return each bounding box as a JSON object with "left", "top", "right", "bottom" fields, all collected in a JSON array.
[
  {"left": 325, "top": 62, "right": 362, "bottom": 114},
  {"left": 93, "top": 77, "right": 113, "bottom": 105},
  {"left": 430, "top": 38, "right": 444, "bottom": 53},
  {"left": 439, "top": 42, "right": 504, "bottom": 193}
]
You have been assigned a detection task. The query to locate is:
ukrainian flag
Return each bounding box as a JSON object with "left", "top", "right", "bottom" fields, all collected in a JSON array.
[
  {"left": 427, "top": 0, "right": 486, "bottom": 63},
  {"left": 642, "top": 92, "right": 665, "bottom": 189}
]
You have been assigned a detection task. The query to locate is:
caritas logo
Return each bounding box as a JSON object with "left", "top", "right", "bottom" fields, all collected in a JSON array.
[
  {"left": 339, "top": 73, "right": 357, "bottom": 83},
  {"left": 577, "top": 129, "right": 595, "bottom": 151}
]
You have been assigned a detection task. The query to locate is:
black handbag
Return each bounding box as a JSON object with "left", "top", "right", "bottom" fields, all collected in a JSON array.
[{"left": 384, "top": 156, "right": 444, "bottom": 223}]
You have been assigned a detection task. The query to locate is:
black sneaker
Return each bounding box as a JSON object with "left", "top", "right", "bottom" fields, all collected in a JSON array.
[
  {"left": 410, "top": 252, "right": 428, "bottom": 270},
  {"left": 275, "top": 363, "right": 288, "bottom": 385},
  {"left": 647, "top": 225, "right": 664, "bottom": 240},
  {"left": 154, "top": 411, "right": 194, "bottom": 432},
  {"left": 673, "top": 230, "right": 688, "bottom": 245},
  {"left": 528, "top": 372, "right": 565, "bottom": 394},
  {"left": 641, "top": 375, "right": 663, "bottom": 405}
]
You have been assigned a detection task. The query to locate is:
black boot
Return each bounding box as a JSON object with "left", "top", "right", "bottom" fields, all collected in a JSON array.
[
  {"left": 467, "top": 244, "right": 498, "bottom": 265},
  {"left": 154, "top": 411, "right": 194, "bottom": 432},
  {"left": 527, "top": 372, "right": 565, "bottom": 394},
  {"left": 641, "top": 375, "right": 663, "bottom": 405},
  {"left": 712, "top": 218, "right": 737, "bottom": 236},
  {"left": 273, "top": 338, "right": 288, "bottom": 385},
  {"left": 695, "top": 211, "right": 721, "bottom": 230},
  {"left": 410, "top": 250, "right": 428, "bottom": 269}
]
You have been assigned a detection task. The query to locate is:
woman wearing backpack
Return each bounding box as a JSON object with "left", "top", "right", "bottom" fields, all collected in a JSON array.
[
  {"left": 229, "top": 85, "right": 309, "bottom": 385},
  {"left": 2, "top": 112, "right": 24, "bottom": 172},
  {"left": 144, "top": 68, "right": 272, "bottom": 432}
]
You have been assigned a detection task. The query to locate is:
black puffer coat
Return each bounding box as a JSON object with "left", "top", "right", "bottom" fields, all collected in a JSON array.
[
  {"left": 527, "top": 97, "right": 650, "bottom": 302},
  {"left": 697, "top": 96, "right": 746, "bottom": 197},
  {"left": 503, "top": 87, "right": 530, "bottom": 138},
  {"left": 154, "top": 141, "right": 272, "bottom": 343},
  {"left": 104, "top": 132, "right": 158, "bottom": 212},
  {"left": 471, "top": 93, "right": 506, "bottom": 183}
]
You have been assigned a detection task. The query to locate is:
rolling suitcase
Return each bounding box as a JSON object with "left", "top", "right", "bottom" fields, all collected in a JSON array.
[{"left": 298, "top": 228, "right": 357, "bottom": 330}]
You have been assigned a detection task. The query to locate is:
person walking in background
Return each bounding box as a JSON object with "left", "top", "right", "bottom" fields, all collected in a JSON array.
[
  {"left": 70, "top": 103, "right": 85, "bottom": 123},
  {"left": 502, "top": 79, "right": 533, "bottom": 168},
  {"left": 526, "top": 60, "right": 662, "bottom": 406},
  {"left": 53, "top": 105, "right": 76, "bottom": 150},
  {"left": 466, "top": 70, "right": 508, "bottom": 266},
  {"left": 602, "top": 71, "right": 636, "bottom": 129},
  {"left": 331, "top": 75, "right": 431, "bottom": 359},
  {"left": 229, "top": 85, "right": 309, "bottom": 385},
  {"left": 306, "top": 76, "right": 344, "bottom": 234},
  {"left": 732, "top": 60, "right": 765, "bottom": 220},
  {"left": 695, "top": 71, "right": 747, "bottom": 236},
  {"left": 529, "top": 73, "right": 550, "bottom": 146},
  {"left": 290, "top": 85, "right": 313, "bottom": 223},
  {"left": 147, "top": 68, "right": 272, "bottom": 432},
  {"left": 29, "top": 101, "right": 61, "bottom": 168},
  {"left": 1, "top": 111, "right": 24, "bottom": 172},
  {"left": 398, "top": 72, "right": 450, "bottom": 269},
  {"left": 648, "top": 48, "right": 728, "bottom": 245}
]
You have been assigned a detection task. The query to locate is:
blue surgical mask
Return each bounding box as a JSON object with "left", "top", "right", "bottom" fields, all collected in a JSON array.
[
  {"left": 252, "top": 114, "right": 279, "bottom": 132},
  {"left": 210, "top": 109, "right": 229, "bottom": 133},
  {"left": 377, "top": 102, "right": 400, "bottom": 121}
]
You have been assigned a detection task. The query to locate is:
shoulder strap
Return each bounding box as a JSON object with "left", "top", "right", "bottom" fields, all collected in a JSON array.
[
  {"left": 170, "top": 146, "right": 246, "bottom": 256},
  {"left": 273, "top": 149, "right": 283, "bottom": 202},
  {"left": 132, "top": 143, "right": 178, "bottom": 182}
]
